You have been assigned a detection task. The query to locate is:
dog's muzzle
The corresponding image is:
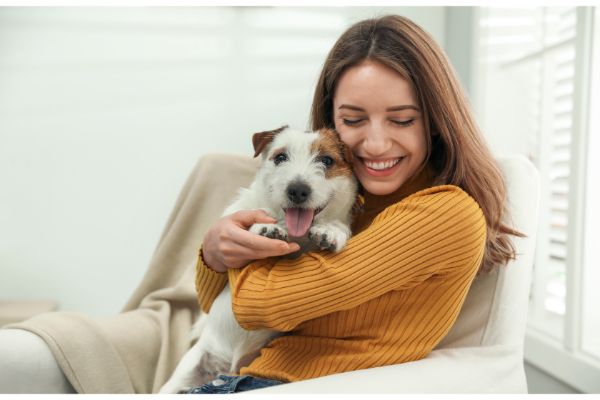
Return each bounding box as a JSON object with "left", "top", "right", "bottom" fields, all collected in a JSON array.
[
  {"left": 287, "top": 181, "right": 312, "bottom": 205},
  {"left": 285, "top": 181, "right": 320, "bottom": 238}
]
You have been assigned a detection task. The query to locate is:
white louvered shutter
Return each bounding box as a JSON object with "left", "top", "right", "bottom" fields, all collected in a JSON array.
[{"left": 476, "top": 7, "right": 578, "bottom": 337}]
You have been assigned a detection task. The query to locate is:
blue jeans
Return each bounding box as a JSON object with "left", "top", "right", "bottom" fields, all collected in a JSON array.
[{"left": 185, "top": 374, "right": 284, "bottom": 394}]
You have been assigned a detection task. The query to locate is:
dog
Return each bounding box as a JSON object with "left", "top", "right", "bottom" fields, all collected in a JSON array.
[{"left": 159, "top": 125, "right": 358, "bottom": 393}]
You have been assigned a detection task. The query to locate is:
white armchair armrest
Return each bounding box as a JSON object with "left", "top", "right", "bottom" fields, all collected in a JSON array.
[{"left": 252, "top": 345, "right": 526, "bottom": 394}]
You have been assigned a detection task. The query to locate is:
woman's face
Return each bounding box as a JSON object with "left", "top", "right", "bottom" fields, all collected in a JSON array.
[{"left": 333, "top": 60, "right": 428, "bottom": 196}]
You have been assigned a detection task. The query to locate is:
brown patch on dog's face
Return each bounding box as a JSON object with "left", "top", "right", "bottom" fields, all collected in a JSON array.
[
  {"left": 311, "top": 128, "right": 354, "bottom": 178},
  {"left": 252, "top": 125, "right": 289, "bottom": 158}
]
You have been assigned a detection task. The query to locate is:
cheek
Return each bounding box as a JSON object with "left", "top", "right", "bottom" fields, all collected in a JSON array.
[
  {"left": 336, "top": 127, "right": 357, "bottom": 150},
  {"left": 407, "top": 126, "right": 428, "bottom": 161}
]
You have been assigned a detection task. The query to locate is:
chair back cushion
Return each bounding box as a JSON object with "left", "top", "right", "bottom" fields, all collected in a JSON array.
[{"left": 437, "top": 155, "right": 539, "bottom": 349}]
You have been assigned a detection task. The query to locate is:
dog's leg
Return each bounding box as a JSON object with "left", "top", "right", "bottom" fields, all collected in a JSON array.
[
  {"left": 158, "top": 338, "right": 228, "bottom": 394},
  {"left": 189, "top": 312, "right": 208, "bottom": 342},
  {"left": 308, "top": 221, "right": 351, "bottom": 252}
]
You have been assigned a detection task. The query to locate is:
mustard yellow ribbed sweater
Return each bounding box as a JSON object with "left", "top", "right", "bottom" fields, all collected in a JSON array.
[{"left": 195, "top": 173, "right": 486, "bottom": 383}]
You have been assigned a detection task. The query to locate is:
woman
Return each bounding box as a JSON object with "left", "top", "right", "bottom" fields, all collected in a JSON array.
[
  {"left": 0, "top": 15, "right": 520, "bottom": 394},
  {"left": 193, "top": 15, "right": 520, "bottom": 393}
]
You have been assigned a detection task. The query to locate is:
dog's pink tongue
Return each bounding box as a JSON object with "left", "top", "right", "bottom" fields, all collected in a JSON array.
[{"left": 285, "top": 208, "right": 315, "bottom": 238}]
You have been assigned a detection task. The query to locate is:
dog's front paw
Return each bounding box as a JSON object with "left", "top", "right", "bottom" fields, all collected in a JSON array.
[
  {"left": 249, "top": 223, "right": 289, "bottom": 241},
  {"left": 308, "top": 223, "right": 350, "bottom": 252}
]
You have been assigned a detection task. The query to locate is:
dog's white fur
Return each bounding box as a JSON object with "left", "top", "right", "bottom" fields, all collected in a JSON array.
[{"left": 159, "top": 127, "right": 358, "bottom": 393}]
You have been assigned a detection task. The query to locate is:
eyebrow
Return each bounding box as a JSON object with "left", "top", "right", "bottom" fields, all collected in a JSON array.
[{"left": 338, "top": 104, "right": 420, "bottom": 112}]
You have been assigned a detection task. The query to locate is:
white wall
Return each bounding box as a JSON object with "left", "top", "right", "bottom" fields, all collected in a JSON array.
[{"left": 0, "top": 7, "right": 446, "bottom": 317}]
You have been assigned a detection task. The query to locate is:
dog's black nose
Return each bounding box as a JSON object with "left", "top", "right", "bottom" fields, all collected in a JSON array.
[{"left": 287, "top": 181, "right": 312, "bottom": 205}]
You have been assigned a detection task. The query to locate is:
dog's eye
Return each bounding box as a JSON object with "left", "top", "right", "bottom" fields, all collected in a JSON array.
[
  {"left": 274, "top": 153, "right": 288, "bottom": 165},
  {"left": 318, "top": 155, "right": 335, "bottom": 168}
]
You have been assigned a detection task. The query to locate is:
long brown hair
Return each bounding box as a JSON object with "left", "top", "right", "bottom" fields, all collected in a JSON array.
[{"left": 310, "top": 15, "right": 522, "bottom": 273}]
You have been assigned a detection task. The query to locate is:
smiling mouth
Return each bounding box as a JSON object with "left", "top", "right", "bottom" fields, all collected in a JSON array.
[{"left": 361, "top": 157, "right": 405, "bottom": 171}]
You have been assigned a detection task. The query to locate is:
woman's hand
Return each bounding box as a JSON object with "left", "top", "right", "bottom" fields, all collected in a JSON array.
[{"left": 202, "top": 210, "right": 301, "bottom": 273}]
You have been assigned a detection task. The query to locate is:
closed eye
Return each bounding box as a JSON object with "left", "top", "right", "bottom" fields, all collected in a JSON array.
[
  {"left": 391, "top": 119, "right": 415, "bottom": 127},
  {"left": 342, "top": 118, "right": 364, "bottom": 126}
]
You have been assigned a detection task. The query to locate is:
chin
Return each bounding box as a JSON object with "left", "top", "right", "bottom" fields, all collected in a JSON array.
[{"left": 361, "top": 180, "right": 404, "bottom": 196}]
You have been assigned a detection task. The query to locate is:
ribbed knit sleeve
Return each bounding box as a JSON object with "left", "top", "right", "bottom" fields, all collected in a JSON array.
[
  {"left": 195, "top": 248, "right": 228, "bottom": 313},
  {"left": 230, "top": 185, "right": 486, "bottom": 332}
]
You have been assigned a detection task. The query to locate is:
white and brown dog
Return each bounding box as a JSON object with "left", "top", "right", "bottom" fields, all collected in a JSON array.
[{"left": 159, "top": 125, "right": 358, "bottom": 393}]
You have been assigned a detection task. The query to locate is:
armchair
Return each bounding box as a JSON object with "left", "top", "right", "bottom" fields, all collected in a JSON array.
[
  {"left": 255, "top": 154, "right": 540, "bottom": 393},
  {"left": 1, "top": 153, "right": 538, "bottom": 394}
]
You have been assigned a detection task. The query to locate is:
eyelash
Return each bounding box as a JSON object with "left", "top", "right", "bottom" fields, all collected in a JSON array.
[{"left": 342, "top": 118, "right": 415, "bottom": 127}]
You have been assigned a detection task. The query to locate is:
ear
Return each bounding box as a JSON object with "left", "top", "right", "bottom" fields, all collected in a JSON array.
[
  {"left": 323, "top": 127, "right": 353, "bottom": 164},
  {"left": 252, "top": 125, "right": 289, "bottom": 158},
  {"left": 340, "top": 141, "right": 354, "bottom": 164}
]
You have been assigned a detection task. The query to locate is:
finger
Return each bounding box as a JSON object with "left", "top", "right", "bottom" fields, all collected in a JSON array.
[
  {"left": 252, "top": 209, "right": 278, "bottom": 224},
  {"left": 253, "top": 241, "right": 301, "bottom": 259},
  {"left": 230, "top": 228, "right": 299, "bottom": 255},
  {"left": 230, "top": 209, "right": 277, "bottom": 227},
  {"left": 234, "top": 242, "right": 301, "bottom": 262}
]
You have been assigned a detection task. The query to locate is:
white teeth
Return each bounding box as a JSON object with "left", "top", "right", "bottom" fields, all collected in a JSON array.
[{"left": 364, "top": 158, "right": 402, "bottom": 170}]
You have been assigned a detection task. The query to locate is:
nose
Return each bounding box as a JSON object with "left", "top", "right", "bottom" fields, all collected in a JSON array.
[
  {"left": 287, "top": 181, "right": 312, "bottom": 205},
  {"left": 361, "top": 123, "right": 392, "bottom": 156}
]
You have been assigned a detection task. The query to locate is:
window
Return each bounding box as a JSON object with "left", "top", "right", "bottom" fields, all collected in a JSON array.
[
  {"left": 581, "top": 5, "right": 600, "bottom": 365},
  {"left": 474, "top": 6, "right": 599, "bottom": 393}
]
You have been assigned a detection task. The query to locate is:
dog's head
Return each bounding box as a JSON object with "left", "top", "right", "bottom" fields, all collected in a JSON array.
[{"left": 252, "top": 126, "right": 357, "bottom": 238}]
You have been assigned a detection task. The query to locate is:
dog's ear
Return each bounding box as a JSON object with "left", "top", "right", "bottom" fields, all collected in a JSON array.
[
  {"left": 322, "top": 127, "right": 353, "bottom": 165},
  {"left": 340, "top": 140, "right": 354, "bottom": 165},
  {"left": 252, "top": 125, "right": 289, "bottom": 158}
]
